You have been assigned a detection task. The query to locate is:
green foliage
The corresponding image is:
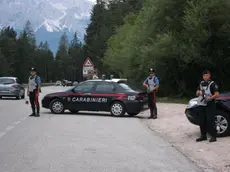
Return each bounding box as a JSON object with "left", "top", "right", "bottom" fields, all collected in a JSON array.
[
  {"left": 102, "top": 0, "right": 230, "bottom": 96},
  {"left": 84, "top": 0, "right": 145, "bottom": 74}
]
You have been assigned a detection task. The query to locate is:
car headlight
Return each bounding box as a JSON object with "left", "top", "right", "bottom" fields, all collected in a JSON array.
[{"left": 187, "top": 100, "right": 198, "bottom": 108}]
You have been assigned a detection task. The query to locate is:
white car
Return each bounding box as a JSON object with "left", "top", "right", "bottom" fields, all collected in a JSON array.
[{"left": 55, "top": 81, "right": 62, "bottom": 86}]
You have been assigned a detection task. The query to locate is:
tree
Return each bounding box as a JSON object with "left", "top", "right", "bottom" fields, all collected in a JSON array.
[
  {"left": 55, "top": 32, "right": 71, "bottom": 80},
  {"left": 69, "top": 32, "right": 84, "bottom": 81},
  {"left": 0, "top": 48, "right": 10, "bottom": 76},
  {"left": 84, "top": 0, "right": 144, "bottom": 74}
]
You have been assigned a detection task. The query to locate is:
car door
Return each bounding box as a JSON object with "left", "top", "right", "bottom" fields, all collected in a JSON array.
[
  {"left": 70, "top": 81, "right": 97, "bottom": 111},
  {"left": 92, "top": 81, "right": 116, "bottom": 111},
  {"left": 16, "top": 78, "right": 24, "bottom": 96}
]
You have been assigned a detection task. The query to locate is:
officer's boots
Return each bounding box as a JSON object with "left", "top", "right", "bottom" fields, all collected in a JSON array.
[
  {"left": 148, "top": 108, "right": 153, "bottom": 119},
  {"left": 29, "top": 106, "right": 36, "bottom": 116},
  {"left": 148, "top": 108, "right": 157, "bottom": 119},
  {"left": 196, "top": 135, "right": 207, "bottom": 142},
  {"left": 35, "top": 107, "right": 40, "bottom": 117}
]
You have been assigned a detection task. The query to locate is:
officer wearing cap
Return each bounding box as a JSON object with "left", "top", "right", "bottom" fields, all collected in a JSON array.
[
  {"left": 143, "top": 68, "right": 160, "bottom": 119},
  {"left": 196, "top": 70, "right": 219, "bottom": 142},
  {"left": 27, "top": 67, "right": 41, "bottom": 117}
]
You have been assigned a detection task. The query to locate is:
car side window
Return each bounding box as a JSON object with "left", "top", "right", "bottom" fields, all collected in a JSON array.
[
  {"left": 95, "top": 82, "right": 115, "bottom": 92},
  {"left": 74, "top": 81, "right": 96, "bottom": 92}
]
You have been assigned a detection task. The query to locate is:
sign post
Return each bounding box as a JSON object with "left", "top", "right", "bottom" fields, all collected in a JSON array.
[{"left": 82, "top": 57, "right": 94, "bottom": 79}]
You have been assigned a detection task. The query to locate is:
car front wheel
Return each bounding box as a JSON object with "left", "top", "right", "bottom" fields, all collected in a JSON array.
[
  {"left": 215, "top": 110, "right": 230, "bottom": 137},
  {"left": 50, "top": 99, "right": 65, "bottom": 114},
  {"left": 110, "top": 101, "right": 126, "bottom": 117}
]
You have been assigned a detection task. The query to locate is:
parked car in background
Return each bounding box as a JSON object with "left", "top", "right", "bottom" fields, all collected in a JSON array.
[
  {"left": 55, "top": 81, "right": 62, "bottom": 86},
  {"left": 62, "top": 80, "right": 73, "bottom": 87},
  {"left": 0, "top": 77, "right": 25, "bottom": 99},
  {"left": 73, "top": 81, "right": 78, "bottom": 86}
]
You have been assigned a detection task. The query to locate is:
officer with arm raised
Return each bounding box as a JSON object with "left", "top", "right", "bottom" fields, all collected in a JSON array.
[
  {"left": 143, "top": 68, "right": 160, "bottom": 119},
  {"left": 196, "top": 70, "right": 219, "bottom": 142}
]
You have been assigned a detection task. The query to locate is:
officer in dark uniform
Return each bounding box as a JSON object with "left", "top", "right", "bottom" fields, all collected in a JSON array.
[
  {"left": 196, "top": 70, "right": 219, "bottom": 142},
  {"left": 143, "top": 68, "right": 160, "bottom": 119},
  {"left": 27, "top": 67, "right": 41, "bottom": 117}
]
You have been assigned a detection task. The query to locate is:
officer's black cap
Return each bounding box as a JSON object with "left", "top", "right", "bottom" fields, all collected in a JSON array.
[
  {"left": 202, "top": 70, "right": 211, "bottom": 75},
  {"left": 30, "top": 67, "right": 36, "bottom": 72},
  {"left": 149, "top": 68, "right": 155, "bottom": 73}
]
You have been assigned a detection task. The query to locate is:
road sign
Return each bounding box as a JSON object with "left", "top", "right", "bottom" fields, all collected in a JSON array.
[
  {"left": 83, "top": 57, "right": 94, "bottom": 67},
  {"left": 82, "top": 57, "right": 94, "bottom": 76}
]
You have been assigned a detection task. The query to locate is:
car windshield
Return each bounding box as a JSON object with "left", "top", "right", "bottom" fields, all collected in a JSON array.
[{"left": 0, "top": 78, "right": 15, "bottom": 84}]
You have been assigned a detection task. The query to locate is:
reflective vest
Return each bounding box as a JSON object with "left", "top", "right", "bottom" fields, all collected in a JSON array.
[
  {"left": 197, "top": 81, "right": 214, "bottom": 106},
  {"left": 147, "top": 76, "right": 156, "bottom": 92},
  {"left": 28, "top": 75, "right": 38, "bottom": 92}
]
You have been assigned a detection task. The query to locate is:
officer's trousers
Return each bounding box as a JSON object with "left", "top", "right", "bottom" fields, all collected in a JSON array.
[
  {"left": 200, "top": 101, "right": 217, "bottom": 137},
  {"left": 147, "top": 91, "right": 157, "bottom": 116},
  {"left": 29, "top": 89, "right": 40, "bottom": 114}
]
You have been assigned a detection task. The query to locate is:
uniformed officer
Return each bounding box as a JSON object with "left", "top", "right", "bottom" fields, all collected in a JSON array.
[
  {"left": 196, "top": 70, "right": 219, "bottom": 142},
  {"left": 143, "top": 68, "right": 160, "bottom": 119},
  {"left": 92, "top": 71, "right": 98, "bottom": 79},
  {"left": 27, "top": 67, "right": 41, "bottom": 117}
]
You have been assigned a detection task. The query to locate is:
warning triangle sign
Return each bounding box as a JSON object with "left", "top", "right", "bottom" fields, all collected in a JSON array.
[
  {"left": 83, "top": 57, "right": 94, "bottom": 67},
  {"left": 85, "top": 60, "right": 92, "bottom": 66}
]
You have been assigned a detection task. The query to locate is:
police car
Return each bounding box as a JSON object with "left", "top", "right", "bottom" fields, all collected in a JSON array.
[{"left": 42, "top": 79, "right": 148, "bottom": 116}]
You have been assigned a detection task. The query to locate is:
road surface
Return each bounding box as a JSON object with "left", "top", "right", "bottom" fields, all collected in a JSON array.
[{"left": 0, "top": 86, "right": 203, "bottom": 172}]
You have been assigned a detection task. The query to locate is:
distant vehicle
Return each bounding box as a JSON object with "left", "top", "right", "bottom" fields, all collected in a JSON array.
[
  {"left": 55, "top": 81, "right": 62, "bottom": 86},
  {"left": 42, "top": 79, "right": 148, "bottom": 116},
  {"left": 185, "top": 93, "right": 230, "bottom": 137},
  {"left": 0, "top": 77, "right": 25, "bottom": 99},
  {"left": 62, "top": 80, "right": 73, "bottom": 87},
  {"left": 66, "top": 80, "right": 73, "bottom": 86},
  {"left": 73, "top": 81, "right": 78, "bottom": 86}
]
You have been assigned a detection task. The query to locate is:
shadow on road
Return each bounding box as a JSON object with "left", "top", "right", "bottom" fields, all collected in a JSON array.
[{"left": 42, "top": 111, "right": 148, "bottom": 119}]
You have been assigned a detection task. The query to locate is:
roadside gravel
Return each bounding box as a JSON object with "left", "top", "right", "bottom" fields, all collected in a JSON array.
[{"left": 141, "top": 103, "right": 230, "bottom": 172}]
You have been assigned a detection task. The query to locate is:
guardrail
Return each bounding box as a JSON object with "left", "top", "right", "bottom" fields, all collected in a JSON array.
[{"left": 23, "top": 83, "right": 55, "bottom": 87}]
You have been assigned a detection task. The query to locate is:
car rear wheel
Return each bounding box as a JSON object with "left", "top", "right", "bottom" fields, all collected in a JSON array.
[
  {"left": 110, "top": 101, "right": 126, "bottom": 117},
  {"left": 215, "top": 110, "right": 230, "bottom": 137},
  {"left": 50, "top": 99, "right": 65, "bottom": 114},
  {"left": 127, "top": 113, "right": 139, "bottom": 116}
]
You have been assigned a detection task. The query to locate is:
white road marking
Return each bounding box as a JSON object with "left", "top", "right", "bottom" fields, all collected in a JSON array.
[
  {"left": 0, "top": 117, "right": 28, "bottom": 141},
  {"left": 5, "top": 125, "right": 15, "bottom": 131},
  {"left": 12, "top": 121, "right": 21, "bottom": 125},
  {"left": 0, "top": 132, "right": 6, "bottom": 138}
]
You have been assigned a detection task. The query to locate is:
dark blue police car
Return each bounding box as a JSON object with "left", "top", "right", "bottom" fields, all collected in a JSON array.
[{"left": 42, "top": 79, "right": 148, "bottom": 116}]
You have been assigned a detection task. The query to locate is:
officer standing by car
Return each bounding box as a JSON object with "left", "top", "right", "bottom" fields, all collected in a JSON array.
[
  {"left": 143, "top": 68, "right": 160, "bottom": 119},
  {"left": 27, "top": 67, "right": 41, "bottom": 117},
  {"left": 196, "top": 70, "right": 219, "bottom": 142}
]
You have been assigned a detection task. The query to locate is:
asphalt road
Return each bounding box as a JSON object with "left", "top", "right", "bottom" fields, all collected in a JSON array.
[{"left": 0, "top": 86, "right": 203, "bottom": 172}]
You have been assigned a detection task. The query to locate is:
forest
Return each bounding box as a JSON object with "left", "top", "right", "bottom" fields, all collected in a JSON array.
[{"left": 1, "top": 0, "right": 230, "bottom": 96}]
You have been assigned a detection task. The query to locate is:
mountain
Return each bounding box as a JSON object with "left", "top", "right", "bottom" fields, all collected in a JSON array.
[{"left": 0, "top": 0, "right": 95, "bottom": 53}]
